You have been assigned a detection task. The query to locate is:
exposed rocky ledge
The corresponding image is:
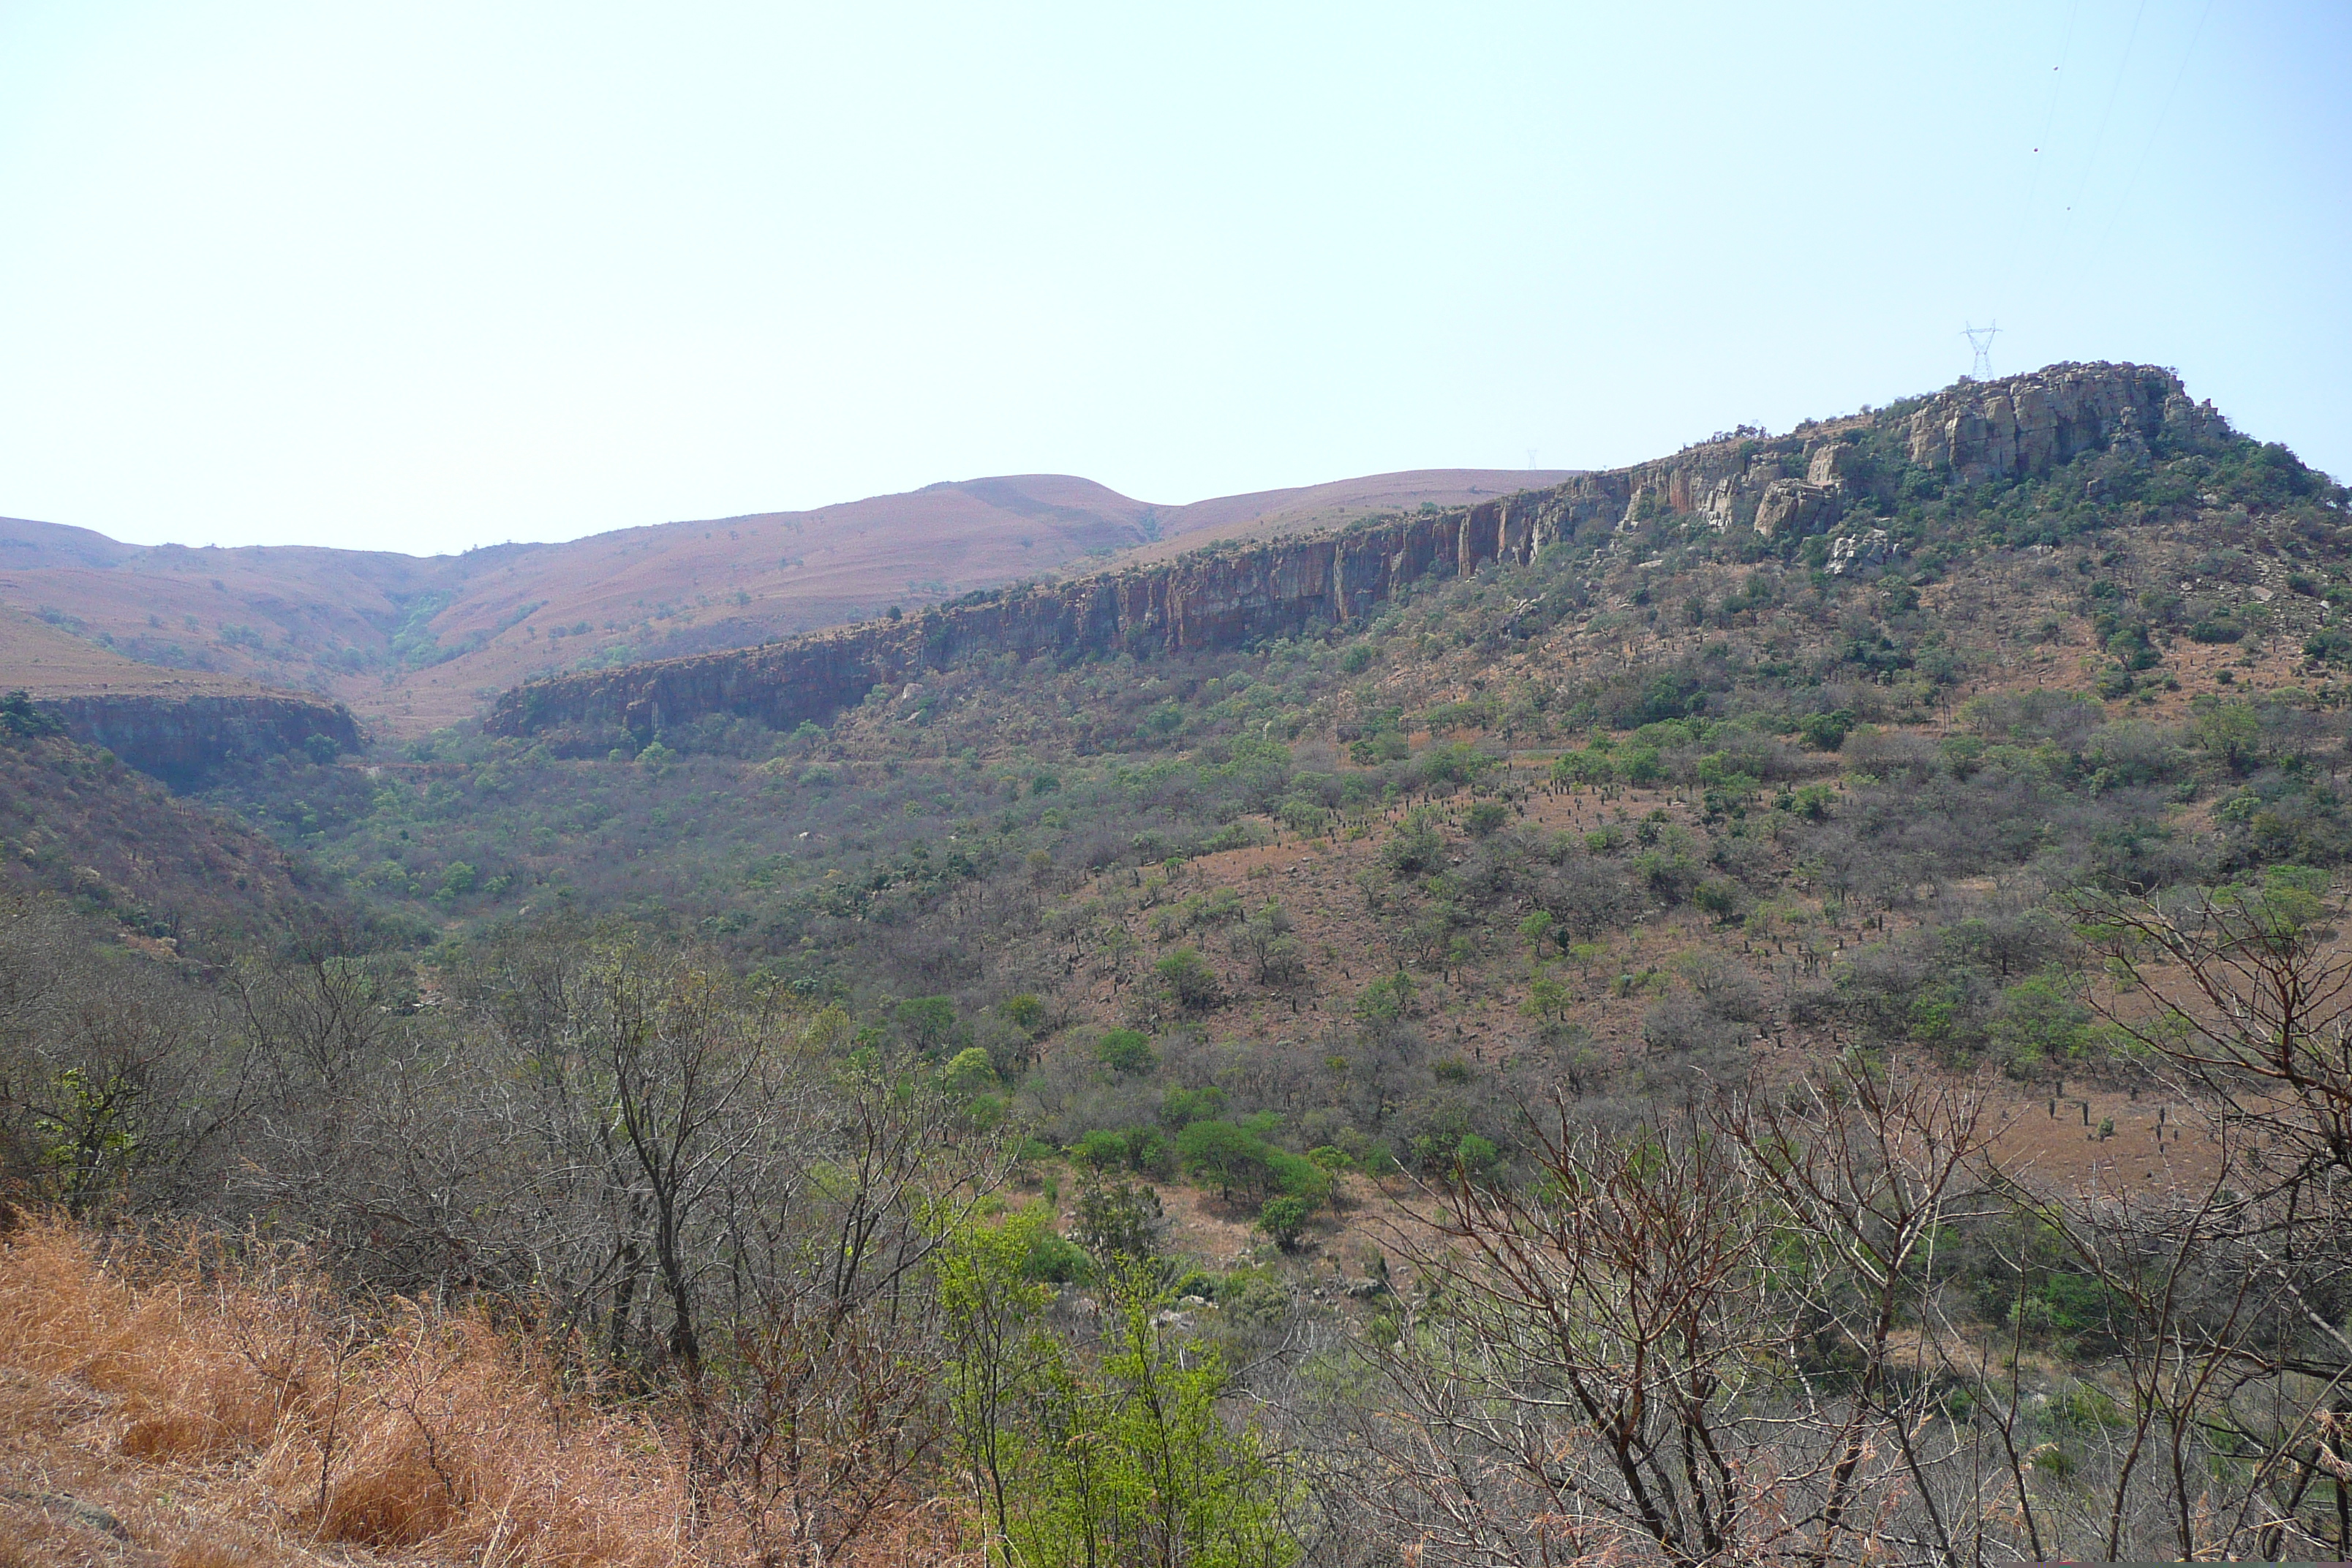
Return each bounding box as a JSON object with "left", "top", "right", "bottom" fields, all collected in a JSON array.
[
  {"left": 38, "top": 693, "right": 361, "bottom": 783},
  {"left": 490, "top": 362, "right": 2198, "bottom": 747}
]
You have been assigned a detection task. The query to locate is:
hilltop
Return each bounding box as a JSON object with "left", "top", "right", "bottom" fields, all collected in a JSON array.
[{"left": 0, "top": 468, "right": 1565, "bottom": 737}]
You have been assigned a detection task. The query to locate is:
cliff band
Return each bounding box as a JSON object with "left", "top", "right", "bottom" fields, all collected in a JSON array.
[
  {"left": 41, "top": 692, "right": 362, "bottom": 783},
  {"left": 489, "top": 363, "right": 2212, "bottom": 747}
]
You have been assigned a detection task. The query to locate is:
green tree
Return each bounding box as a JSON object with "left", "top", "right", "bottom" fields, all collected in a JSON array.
[
  {"left": 943, "top": 1046, "right": 1000, "bottom": 1097},
  {"left": 895, "top": 995, "right": 960, "bottom": 1055},
  {"left": 1096, "top": 1028, "right": 1158, "bottom": 1074},
  {"left": 1155, "top": 949, "right": 1222, "bottom": 1011},
  {"left": 1523, "top": 976, "right": 1572, "bottom": 1021},
  {"left": 1021, "top": 1264, "right": 1297, "bottom": 1568},
  {"left": 1175, "top": 1120, "right": 1272, "bottom": 1202},
  {"left": 1551, "top": 748, "right": 1612, "bottom": 787},
  {"left": 947, "top": 1237, "right": 1297, "bottom": 1568},
  {"left": 1354, "top": 971, "right": 1416, "bottom": 1024},
  {"left": 941, "top": 1209, "right": 1056, "bottom": 1567},
  {"left": 1381, "top": 810, "right": 1446, "bottom": 878},
  {"left": 1517, "top": 910, "right": 1557, "bottom": 957},
  {"left": 1258, "top": 1194, "right": 1311, "bottom": 1251},
  {"left": 1988, "top": 973, "right": 2091, "bottom": 1075},
  {"left": 1072, "top": 1177, "right": 1165, "bottom": 1265}
]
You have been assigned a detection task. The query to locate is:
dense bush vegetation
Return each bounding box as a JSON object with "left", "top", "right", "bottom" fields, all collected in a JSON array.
[{"left": 7, "top": 389, "right": 2352, "bottom": 1562}]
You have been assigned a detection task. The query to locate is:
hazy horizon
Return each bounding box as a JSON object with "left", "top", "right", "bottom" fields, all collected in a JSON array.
[{"left": 3, "top": 1, "right": 2344, "bottom": 554}]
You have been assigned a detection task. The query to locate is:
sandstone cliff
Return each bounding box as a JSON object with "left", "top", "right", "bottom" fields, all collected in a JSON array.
[
  {"left": 1904, "top": 362, "right": 2219, "bottom": 481},
  {"left": 489, "top": 362, "right": 2201, "bottom": 746},
  {"left": 39, "top": 692, "right": 362, "bottom": 783}
]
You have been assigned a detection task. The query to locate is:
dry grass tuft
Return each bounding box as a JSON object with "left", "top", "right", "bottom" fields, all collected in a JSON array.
[
  {"left": 0, "top": 1217, "right": 698, "bottom": 1565},
  {"left": 166, "top": 1548, "right": 265, "bottom": 1568}
]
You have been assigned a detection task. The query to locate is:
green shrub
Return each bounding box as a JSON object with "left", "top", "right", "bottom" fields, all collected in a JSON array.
[
  {"left": 1454, "top": 1134, "right": 1502, "bottom": 1178},
  {"left": 1175, "top": 1120, "right": 1273, "bottom": 1201},
  {"left": 1071, "top": 1128, "right": 1131, "bottom": 1169},
  {"left": 1551, "top": 749, "right": 1612, "bottom": 787},
  {"left": 1022, "top": 1230, "right": 1090, "bottom": 1284},
  {"left": 1795, "top": 709, "right": 1855, "bottom": 752},
  {"left": 1259, "top": 1194, "right": 1311, "bottom": 1250},
  {"left": 1158, "top": 1085, "right": 1228, "bottom": 1129},
  {"left": 1154, "top": 949, "right": 1222, "bottom": 1009},
  {"left": 1095, "top": 1028, "right": 1158, "bottom": 1074},
  {"left": 943, "top": 1046, "right": 998, "bottom": 1096}
]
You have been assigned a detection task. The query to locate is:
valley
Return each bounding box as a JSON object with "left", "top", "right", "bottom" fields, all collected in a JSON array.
[{"left": 6, "top": 363, "right": 2352, "bottom": 1565}]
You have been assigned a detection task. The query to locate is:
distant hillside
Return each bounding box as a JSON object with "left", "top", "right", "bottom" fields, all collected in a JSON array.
[
  {"left": 0, "top": 470, "right": 1565, "bottom": 737},
  {"left": 0, "top": 702, "right": 328, "bottom": 953},
  {"left": 29, "top": 361, "right": 2352, "bottom": 1567}
]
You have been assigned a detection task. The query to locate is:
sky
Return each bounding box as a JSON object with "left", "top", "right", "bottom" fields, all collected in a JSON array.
[{"left": 1, "top": 1, "right": 2345, "bottom": 557}]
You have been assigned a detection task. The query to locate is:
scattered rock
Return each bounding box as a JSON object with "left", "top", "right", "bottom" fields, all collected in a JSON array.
[{"left": 1827, "top": 529, "right": 1898, "bottom": 576}]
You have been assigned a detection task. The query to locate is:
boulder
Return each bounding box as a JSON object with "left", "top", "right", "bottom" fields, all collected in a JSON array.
[
  {"left": 1805, "top": 440, "right": 1858, "bottom": 489},
  {"left": 1754, "top": 480, "right": 1838, "bottom": 539}
]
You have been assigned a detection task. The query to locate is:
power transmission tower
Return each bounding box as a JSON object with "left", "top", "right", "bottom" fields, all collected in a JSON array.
[{"left": 1961, "top": 321, "right": 2000, "bottom": 381}]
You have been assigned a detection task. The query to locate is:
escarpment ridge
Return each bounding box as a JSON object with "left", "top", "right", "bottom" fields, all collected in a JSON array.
[
  {"left": 41, "top": 691, "right": 361, "bottom": 783},
  {"left": 0, "top": 606, "right": 361, "bottom": 780},
  {"left": 488, "top": 363, "right": 2214, "bottom": 747}
]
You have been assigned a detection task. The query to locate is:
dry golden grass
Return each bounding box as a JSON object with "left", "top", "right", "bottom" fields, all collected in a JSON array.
[{"left": 0, "top": 1215, "right": 698, "bottom": 1567}]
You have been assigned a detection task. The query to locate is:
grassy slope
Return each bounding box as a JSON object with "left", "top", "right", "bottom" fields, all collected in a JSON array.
[{"left": 0, "top": 1217, "right": 705, "bottom": 1567}]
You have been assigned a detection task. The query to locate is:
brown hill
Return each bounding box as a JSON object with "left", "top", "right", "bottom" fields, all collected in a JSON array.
[
  {"left": 1142, "top": 467, "right": 1576, "bottom": 559},
  {"left": 0, "top": 601, "right": 277, "bottom": 698},
  {"left": 0, "top": 470, "right": 1568, "bottom": 739}
]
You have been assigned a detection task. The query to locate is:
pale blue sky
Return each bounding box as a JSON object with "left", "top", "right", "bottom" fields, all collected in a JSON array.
[{"left": 1, "top": 1, "right": 2344, "bottom": 555}]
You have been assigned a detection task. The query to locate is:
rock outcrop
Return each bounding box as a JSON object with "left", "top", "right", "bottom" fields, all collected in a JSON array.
[
  {"left": 489, "top": 362, "right": 2198, "bottom": 746},
  {"left": 39, "top": 693, "right": 361, "bottom": 783},
  {"left": 1753, "top": 480, "right": 1839, "bottom": 539},
  {"left": 1904, "top": 363, "right": 2216, "bottom": 483},
  {"left": 1826, "top": 529, "right": 1899, "bottom": 576}
]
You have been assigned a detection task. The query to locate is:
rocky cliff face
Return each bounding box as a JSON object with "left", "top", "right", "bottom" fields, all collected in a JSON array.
[
  {"left": 489, "top": 503, "right": 1558, "bottom": 745},
  {"left": 1904, "top": 362, "right": 2217, "bottom": 483},
  {"left": 40, "top": 693, "right": 361, "bottom": 783},
  {"left": 489, "top": 362, "right": 2198, "bottom": 746}
]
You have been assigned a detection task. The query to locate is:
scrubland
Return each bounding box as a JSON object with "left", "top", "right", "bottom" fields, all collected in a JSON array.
[{"left": 7, "top": 384, "right": 2352, "bottom": 1564}]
